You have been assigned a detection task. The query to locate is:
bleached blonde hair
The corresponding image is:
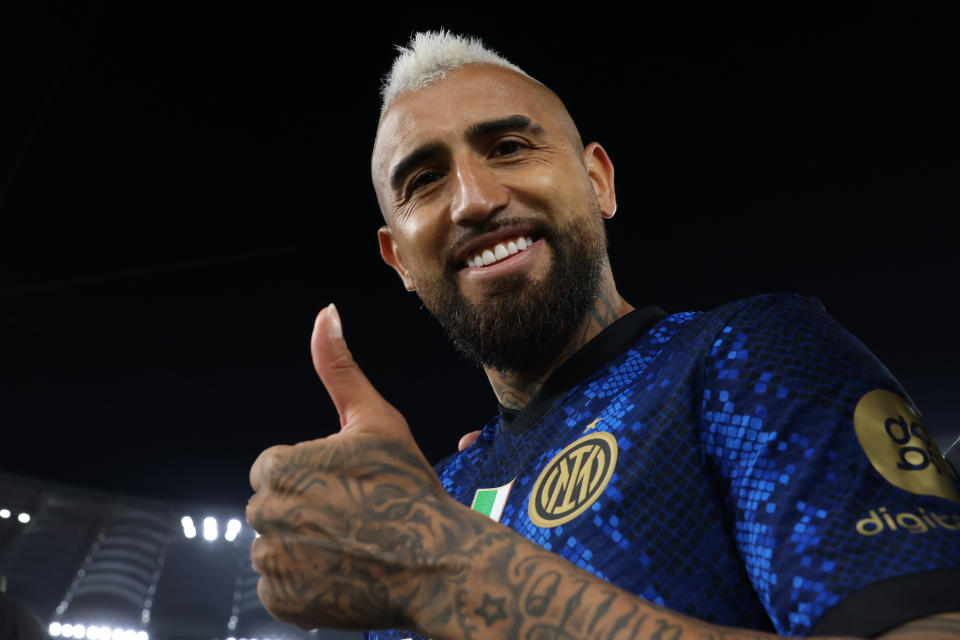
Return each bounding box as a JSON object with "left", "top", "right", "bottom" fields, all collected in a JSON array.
[{"left": 379, "top": 30, "right": 534, "bottom": 116}]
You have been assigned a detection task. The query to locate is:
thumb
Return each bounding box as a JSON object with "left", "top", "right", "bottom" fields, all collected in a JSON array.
[{"left": 311, "top": 303, "right": 398, "bottom": 432}]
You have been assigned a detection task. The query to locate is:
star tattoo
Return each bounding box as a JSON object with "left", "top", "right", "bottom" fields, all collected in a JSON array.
[{"left": 474, "top": 593, "right": 508, "bottom": 627}]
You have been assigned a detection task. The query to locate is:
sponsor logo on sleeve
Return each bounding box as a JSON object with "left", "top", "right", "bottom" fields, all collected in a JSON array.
[
  {"left": 853, "top": 389, "right": 960, "bottom": 504},
  {"left": 856, "top": 506, "right": 960, "bottom": 536},
  {"left": 528, "top": 430, "right": 618, "bottom": 528}
]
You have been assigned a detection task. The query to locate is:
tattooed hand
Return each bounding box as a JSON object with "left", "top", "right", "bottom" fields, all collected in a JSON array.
[{"left": 246, "top": 304, "right": 481, "bottom": 631}]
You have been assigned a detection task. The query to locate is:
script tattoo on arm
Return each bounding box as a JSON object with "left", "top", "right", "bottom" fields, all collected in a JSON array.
[
  {"left": 877, "top": 613, "right": 960, "bottom": 640},
  {"left": 407, "top": 521, "right": 786, "bottom": 640}
]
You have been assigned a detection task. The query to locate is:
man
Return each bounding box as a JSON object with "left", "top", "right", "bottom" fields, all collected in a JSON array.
[{"left": 246, "top": 31, "right": 960, "bottom": 639}]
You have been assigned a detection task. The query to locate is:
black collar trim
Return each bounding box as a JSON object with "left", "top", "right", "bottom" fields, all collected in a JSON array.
[{"left": 498, "top": 305, "right": 668, "bottom": 433}]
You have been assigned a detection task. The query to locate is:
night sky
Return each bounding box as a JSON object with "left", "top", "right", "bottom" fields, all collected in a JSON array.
[{"left": 2, "top": 4, "right": 957, "bottom": 509}]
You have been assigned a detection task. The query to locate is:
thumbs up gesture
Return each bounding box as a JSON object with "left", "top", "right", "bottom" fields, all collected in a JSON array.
[{"left": 246, "top": 305, "right": 476, "bottom": 632}]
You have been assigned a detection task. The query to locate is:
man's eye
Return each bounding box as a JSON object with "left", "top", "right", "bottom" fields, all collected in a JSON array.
[
  {"left": 491, "top": 140, "right": 525, "bottom": 157},
  {"left": 409, "top": 171, "right": 442, "bottom": 192}
]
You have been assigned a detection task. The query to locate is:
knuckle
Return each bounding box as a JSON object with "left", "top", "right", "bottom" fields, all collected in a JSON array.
[
  {"left": 254, "top": 444, "right": 293, "bottom": 488},
  {"left": 326, "top": 347, "right": 356, "bottom": 373},
  {"left": 249, "top": 536, "right": 267, "bottom": 572}
]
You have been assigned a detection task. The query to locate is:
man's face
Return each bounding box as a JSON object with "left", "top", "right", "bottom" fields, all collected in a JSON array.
[{"left": 372, "top": 64, "right": 615, "bottom": 372}]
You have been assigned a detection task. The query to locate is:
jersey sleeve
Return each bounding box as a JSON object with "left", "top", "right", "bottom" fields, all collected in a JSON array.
[{"left": 697, "top": 294, "right": 960, "bottom": 637}]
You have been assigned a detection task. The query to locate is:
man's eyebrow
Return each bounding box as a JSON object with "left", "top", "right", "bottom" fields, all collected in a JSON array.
[
  {"left": 388, "top": 116, "right": 544, "bottom": 193},
  {"left": 390, "top": 142, "right": 445, "bottom": 192},
  {"left": 466, "top": 114, "right": 544, "bottom": 139}
]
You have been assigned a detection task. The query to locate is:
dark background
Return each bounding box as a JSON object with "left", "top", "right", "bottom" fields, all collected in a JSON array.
[{"left": 2, "top": 4, "right": 957, "bottom": 509}]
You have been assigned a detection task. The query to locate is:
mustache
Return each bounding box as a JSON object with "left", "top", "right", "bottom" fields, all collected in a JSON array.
[{"left": 444, "top": 216, "right": 553, "bottom": 271}]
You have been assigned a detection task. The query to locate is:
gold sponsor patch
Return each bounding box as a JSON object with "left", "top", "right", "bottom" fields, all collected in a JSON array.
[
  {"left": 854, "top": 389, "right": 960, "bottom": 504},
  {"left": 528, "top": 431, "right": 618, "bottom": 527}
]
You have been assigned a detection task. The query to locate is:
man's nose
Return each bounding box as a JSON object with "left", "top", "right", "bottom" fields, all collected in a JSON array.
[{"left": 449, "top": 157, "right": 509, "bottom": 225}]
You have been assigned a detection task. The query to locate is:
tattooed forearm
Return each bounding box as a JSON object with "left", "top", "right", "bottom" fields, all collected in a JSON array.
[
  {"left": 878, "top": 612, "right": 960, "bottom": 639},
  {"left": 402, "top": 502, "right": 794, "bottom": 640}
]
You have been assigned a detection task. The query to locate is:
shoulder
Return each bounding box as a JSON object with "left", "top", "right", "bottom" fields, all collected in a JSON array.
[
  {"left": 702, "top": 292, "right": 864, "bottom": 361},
  {"left": 709, "top": 292, "right": 828, "bottom": 326}
]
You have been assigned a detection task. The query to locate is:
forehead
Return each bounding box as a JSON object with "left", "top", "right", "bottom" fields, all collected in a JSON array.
[{"left": 372, "top": 65, "right": 561, "bottom": 183}]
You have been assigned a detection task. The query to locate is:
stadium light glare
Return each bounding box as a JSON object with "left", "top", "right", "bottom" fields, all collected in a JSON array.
[
  {"left": 17, "top": 512, "right": 30, "bottom": 523},
  {"left": 62, "top": 623, "right": 74, "bottom": 637},
  {"left": 203, "top": 516, "right": 218, "bottom": 541},
  {"left": 136, "top": 632, "right": 148, "bottom": 640},
  {"left": 86, "top": 626, "right": 99, "bottom": 639},
  {"left": 225, "top": 518, "right": 242, "bottom": 541},
  {"left": 74, "top": 624, "right": 86, "bottom": 638},
  {"left": 0, "top": 508, "right": 10, "bottom": 519},
  {"left": 181, "top": 515, "right": 197, "bottom": 539},
  {"left": 49, "top": 622, "right": 62, "bottom": 636}
]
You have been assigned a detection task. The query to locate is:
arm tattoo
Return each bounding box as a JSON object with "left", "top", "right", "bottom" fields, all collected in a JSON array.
[{"left": 879, "top": 613, "right": 960, "bottom": 639}]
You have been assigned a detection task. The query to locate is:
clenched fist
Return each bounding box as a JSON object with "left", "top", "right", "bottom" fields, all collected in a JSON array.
[{"left": 245, "top": 305, "right": 480, "bottom": 631}]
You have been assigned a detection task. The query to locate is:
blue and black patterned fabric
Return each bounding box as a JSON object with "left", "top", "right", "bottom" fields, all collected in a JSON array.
[{"left": 369, "top": 294, "right": 960, "bottom": 639}]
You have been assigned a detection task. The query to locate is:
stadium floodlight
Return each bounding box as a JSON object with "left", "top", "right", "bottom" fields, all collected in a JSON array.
[
  {"left": 181, "top": 516, "right": 197, "bottom": 539},
  {"left": 203, "top": 516, "right": 218, "bottom": 541},
  {"left": 17, "top": 512, "right": 30, "bottom": 523},
  {"left": 136, "top": 632, "right": 148, "bottom": 640},
  {"left": 62, "top": 623, "right": 74, "bottom": 637},
  {"left": 86, "top": 626, "right": 99, "bottom": 639},
  {"left": 225, "top": 518, "right": 242, "bottom": 541},
  {"left": 0, "top": 508, "right": 10, "bottom": 519},
  {"left": 74, "top": 624, "right": 86, "bottom": 638},
  {"left": 49, "top": 622, "right": 62, "bottom": 636}
]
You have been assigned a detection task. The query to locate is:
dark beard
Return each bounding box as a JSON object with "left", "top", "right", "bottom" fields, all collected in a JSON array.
[{"left": 414, "top": 212, "right": 608, "bottom": 373}]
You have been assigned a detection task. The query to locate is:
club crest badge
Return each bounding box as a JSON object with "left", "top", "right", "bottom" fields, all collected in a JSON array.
[{"left": 528, "top": 431, "right": 618, "bottom": 528}]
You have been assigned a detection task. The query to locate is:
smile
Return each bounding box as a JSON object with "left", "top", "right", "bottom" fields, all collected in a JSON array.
[{"left": 464, "top": 235, "right": 536, "bottom": 268}]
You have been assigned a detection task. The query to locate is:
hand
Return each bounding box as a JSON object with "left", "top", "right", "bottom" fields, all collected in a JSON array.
[{"left": 246, "top": 304, "right": 475, "bottom": 631}]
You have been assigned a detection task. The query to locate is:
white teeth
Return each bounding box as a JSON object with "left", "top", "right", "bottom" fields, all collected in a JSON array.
[{"left": 466, "top": 235, "right": 537, "bottom": 268}]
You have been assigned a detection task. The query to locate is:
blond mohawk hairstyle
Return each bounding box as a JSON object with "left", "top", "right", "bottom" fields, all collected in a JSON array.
[{"left": 379, "top": 29, "right": 533, "bottom": 116}]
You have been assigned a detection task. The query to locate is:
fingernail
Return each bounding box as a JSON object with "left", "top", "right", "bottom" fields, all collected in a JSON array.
[{"left": 327, "top": 303, "right": 342, "bottom": 339}]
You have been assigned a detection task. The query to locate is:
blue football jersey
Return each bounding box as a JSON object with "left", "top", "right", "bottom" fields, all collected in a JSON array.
[{"left": 368, "top": 294, "right": 960, "bottom": 639}]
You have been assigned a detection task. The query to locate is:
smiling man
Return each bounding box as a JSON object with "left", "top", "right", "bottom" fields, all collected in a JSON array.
[{"left": 246, "top": 31, "right": 960, "bottom": 640}]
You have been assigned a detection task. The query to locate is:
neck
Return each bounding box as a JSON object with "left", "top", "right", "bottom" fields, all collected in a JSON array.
[{"left": 484, "top": 274, "right": 633, "bottom": 411}]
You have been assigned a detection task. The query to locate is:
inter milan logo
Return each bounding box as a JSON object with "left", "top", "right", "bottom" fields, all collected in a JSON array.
[{"left": 528, "top": 431, "right": 618, "bottom": 527}]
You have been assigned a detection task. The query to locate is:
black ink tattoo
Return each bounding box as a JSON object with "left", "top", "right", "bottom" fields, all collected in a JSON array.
[{"left": 474, "top": 593, "right": 508, "bottom": 627}]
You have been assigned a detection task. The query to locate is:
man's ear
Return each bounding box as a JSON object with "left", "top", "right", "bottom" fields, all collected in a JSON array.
[
  {"left": 378, "top": 225, "right": 416, "bottom": 291},
  {"left": 583, "top": 142, "right": 617, "bottom": 219}
]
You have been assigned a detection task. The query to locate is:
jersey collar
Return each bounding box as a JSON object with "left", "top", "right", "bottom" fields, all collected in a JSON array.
[{"left": 498, "top": 305, "right": 668, "bottom": 433}]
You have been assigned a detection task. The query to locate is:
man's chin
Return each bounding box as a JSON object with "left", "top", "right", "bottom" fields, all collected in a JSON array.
[{"left": 460, "top": 272, "right": 534, "bottom": 301}]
